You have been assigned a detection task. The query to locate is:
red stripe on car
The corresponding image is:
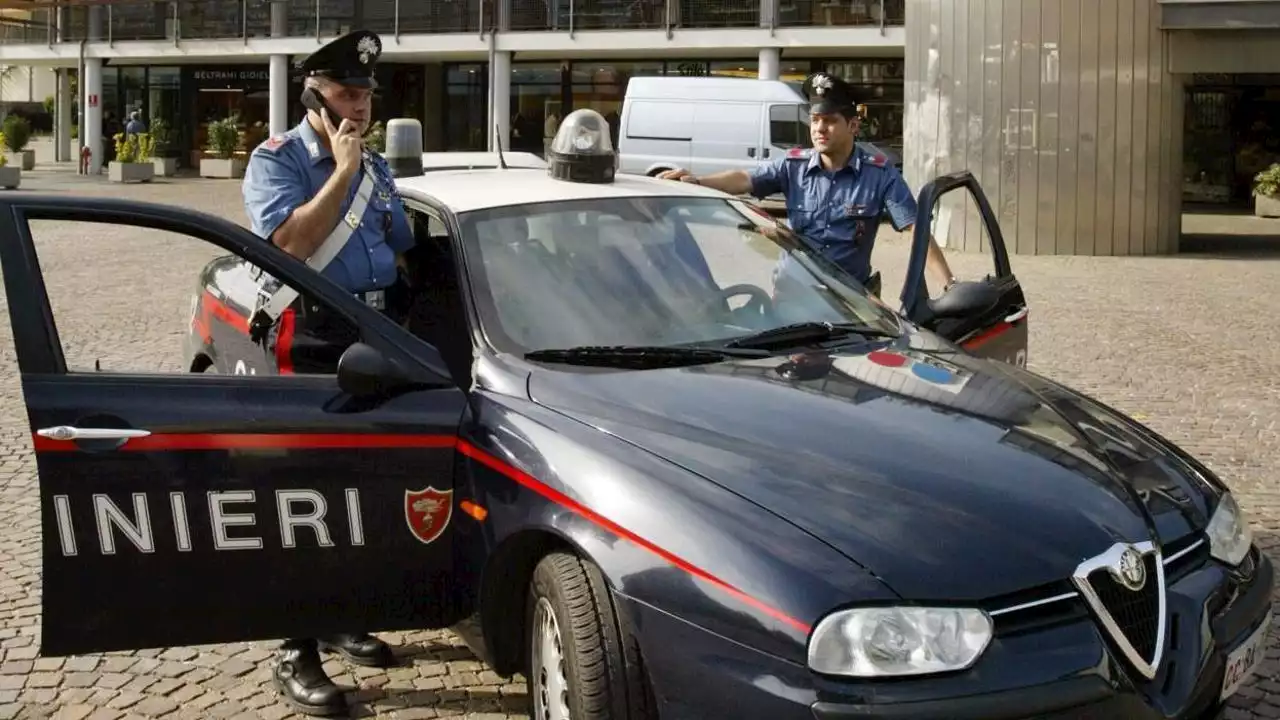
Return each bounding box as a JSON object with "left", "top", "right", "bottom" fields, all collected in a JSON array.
[{"left": 29, "top": 430, "right": 811, "bottom": 634}]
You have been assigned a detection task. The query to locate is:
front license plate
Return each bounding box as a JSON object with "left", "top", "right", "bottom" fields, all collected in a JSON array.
[{"left": 1221, "top": 610, "right": 1272, "bottom": 701}]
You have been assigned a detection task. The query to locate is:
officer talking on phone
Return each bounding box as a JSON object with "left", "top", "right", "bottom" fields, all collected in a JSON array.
[{"left": 241, "top": 29, "right": 408, "bottom": 717}]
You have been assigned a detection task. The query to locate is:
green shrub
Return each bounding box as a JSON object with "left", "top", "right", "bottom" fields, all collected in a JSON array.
[
  {"left": 2, "top": 115, "right": 31, "bottom": 152},
  {"left": 1252, "top": 163, "right": 1280, "bottom": 199},
  {"left": 206, "top": 116, "right": 241, "bottom": 159}
]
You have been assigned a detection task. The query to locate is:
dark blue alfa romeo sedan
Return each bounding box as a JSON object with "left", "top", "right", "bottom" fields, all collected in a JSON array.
[{"left": 2, "top": 112, "right": 1269, "bottom": 719}]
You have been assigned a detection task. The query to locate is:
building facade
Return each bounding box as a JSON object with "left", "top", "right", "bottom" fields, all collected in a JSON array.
[
  {"left": 903, "top": 0, "right": 1280, "bottom": 256},
  {"left": 0, "top": 0, "right": 908, "bottom": 173},
  {"left": 6, "top": 0, "right": 1277, "bottom": 255}
]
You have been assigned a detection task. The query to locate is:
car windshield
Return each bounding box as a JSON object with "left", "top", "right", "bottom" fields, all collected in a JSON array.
[{"left": 454, "top": 195, "right": 904, "bottom": 357}]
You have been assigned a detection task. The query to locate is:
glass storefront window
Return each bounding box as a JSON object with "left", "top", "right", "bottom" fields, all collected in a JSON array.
[
  {"left": 826, "top": 60, "right": 905, "bottom": 151},
  {"left": 189, "top": 67, "right": 271, "bottom": 164},
  {"left": 511, "top": 63, "right": 563, "bottom": 155},
  {"left": 148, "top": 67, "right": 182, "bottom": 159},
  {"left": 446, "top": 64, "right": 488, "bottom": 151},
  {"left": 569, "top": 62, "right": 662, "bottom": 148}
]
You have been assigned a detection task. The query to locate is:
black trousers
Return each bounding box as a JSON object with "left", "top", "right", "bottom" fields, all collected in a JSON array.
[{"left": 269, "top": 278, "right": 410, "bottom": 375}]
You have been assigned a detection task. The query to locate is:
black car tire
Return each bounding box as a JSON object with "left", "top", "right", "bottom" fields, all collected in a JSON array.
[{"left": 525, "top": 551, "right": 654, "bottom": 720}]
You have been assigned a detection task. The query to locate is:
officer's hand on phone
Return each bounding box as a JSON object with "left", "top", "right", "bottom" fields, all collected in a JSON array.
[{"left": 321, "top": 109, "right": 363, "bottom": 176}]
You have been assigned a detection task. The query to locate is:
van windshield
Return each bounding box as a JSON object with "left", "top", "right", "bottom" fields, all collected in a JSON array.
[{"left": 769, "top": 103, "right": 813, "bottom": 149}]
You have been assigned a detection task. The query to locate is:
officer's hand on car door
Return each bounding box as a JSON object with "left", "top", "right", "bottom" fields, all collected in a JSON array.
[{"left": 320, "top": 109, "right": 363, "bottom": 177}]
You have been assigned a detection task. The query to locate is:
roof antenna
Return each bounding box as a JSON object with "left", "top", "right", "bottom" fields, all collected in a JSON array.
[{"left": 494, "top": 122, "right": 508, "bottom": 170}]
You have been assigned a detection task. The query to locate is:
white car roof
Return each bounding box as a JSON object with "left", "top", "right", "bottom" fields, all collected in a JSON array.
[
  {"left": 394, "top": 167, "right": 735, "bottom": 213},
  {"left": 418, "top": 151, "right": 547, "bottom": 171}
]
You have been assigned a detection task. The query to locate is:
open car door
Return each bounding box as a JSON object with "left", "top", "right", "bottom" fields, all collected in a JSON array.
[
  {"left": 898, "top": 171, "right": 1029, "bottom": 368},
  {"left": 0, "top": 195, "right": 470, "bottom": 657}
]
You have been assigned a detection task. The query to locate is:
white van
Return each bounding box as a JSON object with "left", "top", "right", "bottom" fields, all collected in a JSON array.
[
  {"left": 615, "top": 75, "right": 902, "bottom": 183},
  {"left": 616, "top": 76, "right": 811, "bottom": 179}
]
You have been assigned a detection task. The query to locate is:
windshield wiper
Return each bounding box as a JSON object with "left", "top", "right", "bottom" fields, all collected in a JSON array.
[
  {"left": 721, "top": 321, "right": 901, "bottom": 350},
  {"left": 525, "top": 345, "right": 769, "bottom": 368}
]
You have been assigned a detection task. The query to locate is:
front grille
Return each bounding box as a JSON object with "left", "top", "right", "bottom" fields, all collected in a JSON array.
[
  {"left": 1072, "top": 541, "right": 1167, "bottom": 679},
  {"left": 1086, "top": 554, "right": 1161, "bottom": 661}
]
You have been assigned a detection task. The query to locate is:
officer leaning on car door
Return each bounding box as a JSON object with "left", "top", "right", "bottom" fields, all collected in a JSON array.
[
  {"left": 241, "top": 29, "right": 411, "bottom": 718},
  {"left": 660, "top": 71, "right": 957, "bottom": 297}
]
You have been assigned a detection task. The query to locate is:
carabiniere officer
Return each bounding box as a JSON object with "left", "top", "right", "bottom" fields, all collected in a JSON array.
[
  {"left": 241, "top": 29, "right": 407, "bottom": 717},
  {"left": 660, "top": 72, "right": 956, "bottom": 296}
]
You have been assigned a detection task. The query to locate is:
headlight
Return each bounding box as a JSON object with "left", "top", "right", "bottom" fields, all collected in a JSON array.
[
  {"left": 1207, "top": 491, "right": 1253, "bottom": 566},
  {"left": 807, "top": 606, "right": 993, "bottom": 677}
]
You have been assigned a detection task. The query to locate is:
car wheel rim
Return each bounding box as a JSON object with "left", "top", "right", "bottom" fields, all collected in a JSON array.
[{"left": 532, "top": 596, "right": 570, "bottom": 720}]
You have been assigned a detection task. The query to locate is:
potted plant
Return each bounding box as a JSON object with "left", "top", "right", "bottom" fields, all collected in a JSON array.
[
  {"left": 366, "top": 120, "right": 386, "bottom": 154},
  {"left": 0, "top": 131, "right": 19, "bottom": 189},
  {"left": 1252, "top": 163, "right": 1280, "bottom": 218},
  {"left": 108, "top": 132, "right": 155, "bottom": 183},
  {"left": 200, "top": 115, "right": 246, "bottom": 179},
  {"left": 2, "top": 114, "right": 33, "bottom": 170},
  {"left": 149, "top": 116, "right": 178, "bottom": 176}
]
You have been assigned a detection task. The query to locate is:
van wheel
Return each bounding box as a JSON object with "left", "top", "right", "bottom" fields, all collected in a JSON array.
[{"left": 526, "top": 551, "right": 654, "bottom": 720}]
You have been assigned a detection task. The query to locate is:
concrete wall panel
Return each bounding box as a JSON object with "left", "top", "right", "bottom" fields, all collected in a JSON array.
[{"left": 905, "top": 0, "right": 1184, "bottom": 256}]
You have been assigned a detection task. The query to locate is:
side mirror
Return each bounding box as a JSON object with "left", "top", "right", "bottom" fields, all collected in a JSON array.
[
  {"left": 928, "top": 281, "right": 1001, "bottom": 320},
  {"left": 337, "top": 342, "right": 410, "bottom": 397}
]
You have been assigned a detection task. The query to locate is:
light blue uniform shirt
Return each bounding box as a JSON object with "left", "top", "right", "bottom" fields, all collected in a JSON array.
[
  {"left": 748, "top": 145, "right": 918, "bottom": 283},
  {"left": 242, "top": 118, "right": 414, "bottom": 294}
]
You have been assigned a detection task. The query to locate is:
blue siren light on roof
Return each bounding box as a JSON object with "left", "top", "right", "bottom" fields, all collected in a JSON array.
[{"left": 547, "top": 108, "right": 617, "bottom": 185}]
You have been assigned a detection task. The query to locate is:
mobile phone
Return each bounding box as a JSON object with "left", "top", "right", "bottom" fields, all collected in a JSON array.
[{"left": 301, "top": 86, "right": 348, "bottom": 126}]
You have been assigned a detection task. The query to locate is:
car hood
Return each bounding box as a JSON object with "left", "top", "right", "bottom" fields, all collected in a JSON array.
[{"left": 525, "top": 334, "right": 1217, "bottom": 602}]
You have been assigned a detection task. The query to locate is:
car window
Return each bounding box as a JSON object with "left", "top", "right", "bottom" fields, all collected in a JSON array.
[
  {"left": 769, "top": 104, "right": 812, "bottom": 149},
  {"left": 26, "top": 219, "right": 357, "bottom": 377},
  {"left": 455, "top": 196, "right": 901, "bottom": 357}
]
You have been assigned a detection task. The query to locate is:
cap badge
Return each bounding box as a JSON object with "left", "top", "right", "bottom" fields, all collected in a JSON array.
[
  {"left": 357, "top": 36, "right": 380, "bottom": 65},
  {"left": 812, "top": 73, "right": 833, "bottom": 97}
]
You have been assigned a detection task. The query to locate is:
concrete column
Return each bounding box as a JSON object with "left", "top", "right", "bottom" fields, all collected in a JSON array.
[
  {"left": 84, "top": 57, "right": 103, "bottom": 174},
  {"left": 269, "top": 1, "right": 289, "bottom": 136},
  {"left": 758, "top": 48, "right": 780, "bottom": 80},
  {"left": 903, "top": 0, "right": 1184, "bottom": 256},
  {"left": 269, "top": 55, "right": 289, "bottom": 136},
  {"left": 490, "top": 50, "right": 511, "bottom": 152},
  {"left": 56, "top": 70, "right": 72, "bottom": 162}
]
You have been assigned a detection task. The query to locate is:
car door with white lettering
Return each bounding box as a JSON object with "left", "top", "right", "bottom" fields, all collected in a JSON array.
[{"left": 0, "top": 196, "right": 470, "bottom": 657}]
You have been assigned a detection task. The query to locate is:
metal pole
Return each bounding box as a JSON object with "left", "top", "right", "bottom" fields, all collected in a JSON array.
[
  {"left": 243, "top": 0, "right": 248, "bottom": 44},
  {"left": 107, "top": 3, "right": 112, "bottom": 46},
  {"left": 486, "top": 30, "right": 495, "bottom": 151},
  {"left": 394, "top": 0, "right": 399, "bottom": 40},
  {"left": 173, "top": 1, "right": 179, "bottom": 47},
  {"left": 569, "top": 0, "right": 574, "bottom": 38},
  {"left": 315, "top": 0, "right": 320, "bottom": 42},
  {"left": 879, "top": 0, "right": 885, "bottom": 35}
]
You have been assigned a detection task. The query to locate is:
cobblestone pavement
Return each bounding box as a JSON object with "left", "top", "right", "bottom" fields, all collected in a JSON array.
[{"left": 0, "top": 169, "right": 1278, "bottom": 718}]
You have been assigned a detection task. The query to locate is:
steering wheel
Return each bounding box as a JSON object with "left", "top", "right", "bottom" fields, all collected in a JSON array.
[{"left": 700, "top": 283, "right": 773, "bottom": 323}]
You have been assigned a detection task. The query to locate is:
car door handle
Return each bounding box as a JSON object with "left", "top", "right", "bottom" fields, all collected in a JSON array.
[
  {"left": 1005, "top": 306, "right": 1028, "bottom": 323},
  {"left": 37, "top": 426, "right": 151, "bottom": 442}
]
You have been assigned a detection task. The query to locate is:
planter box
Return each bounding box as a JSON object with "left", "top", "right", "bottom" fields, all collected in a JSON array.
[
  {"left": 0, "top": 166, "right": 21, "bottom": 189},
  {"left": 108, "top": 161, "right": 154, "bottom": 184},
  {"left": 200, "top": 157, "right": 246, "bottom": 179},
  {"left": 4, "top": 150, "right": 34, "bottom": 171},
  {"left": 152, "top": 157, "right": 179, "bottom": 176},
  {"left": 1256, "top": 193, "right": 1280, "bottom": 218}
]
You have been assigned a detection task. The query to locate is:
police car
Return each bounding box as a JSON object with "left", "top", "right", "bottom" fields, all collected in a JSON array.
[{"left": 4, "top": 109, "right": 1269, "bottom": 720}]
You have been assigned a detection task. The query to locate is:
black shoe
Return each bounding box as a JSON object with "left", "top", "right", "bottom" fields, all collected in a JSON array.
[
  {"left": 272, "top": 642, "right": 348, "bottom": 717},
  {"left": 317, "top": 632, "right": 395, "bottom": 668}
]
